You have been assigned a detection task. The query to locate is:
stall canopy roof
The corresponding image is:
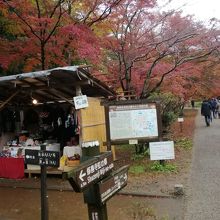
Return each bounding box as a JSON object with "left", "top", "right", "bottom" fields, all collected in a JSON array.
[{"left": 0, "top": 66, "right": 116, "bottom": 108}]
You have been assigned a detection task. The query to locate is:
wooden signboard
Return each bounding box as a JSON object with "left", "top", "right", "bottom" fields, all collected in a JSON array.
[
  {"left": 25, "top": 149, "right": 60, "bottom": 167},
  {"left": 68, "top": 152, "right": 114, "bottom": 191},
  {"left": 104, "top": 100, "right": 162, "bottom": 145},
  {"left": 97, "top": 165, "right": 129, "bottom": 204}
]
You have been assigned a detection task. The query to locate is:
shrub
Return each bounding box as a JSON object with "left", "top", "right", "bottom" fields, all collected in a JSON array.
[{"left": 150, "top": 162, "right": 177, "bottom": 172}]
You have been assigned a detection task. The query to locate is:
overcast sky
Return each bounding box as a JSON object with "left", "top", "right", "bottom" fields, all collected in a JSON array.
[{"left": 159, "top": 0, "right": 220, "bottom": 21}]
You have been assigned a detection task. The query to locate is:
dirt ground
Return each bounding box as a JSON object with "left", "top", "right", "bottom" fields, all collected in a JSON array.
[
  {"left": 0, "top": 109, "right": 197, "bottom": 220},
  {"left": 0, "top": 187, "right": 184, "bottom": 220}
]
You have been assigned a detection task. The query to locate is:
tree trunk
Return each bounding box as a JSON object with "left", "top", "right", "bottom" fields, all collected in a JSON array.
[{"left": 41, "top": 41, "right": 45, "bottom": 70}]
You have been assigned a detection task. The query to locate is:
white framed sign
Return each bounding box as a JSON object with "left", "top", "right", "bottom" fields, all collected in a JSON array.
[
  {"left": 149, "top": 141, "right": 175, "bottom": 160},
  {"left": 73, "top": 95, "right": 89, "bottom": 109}
]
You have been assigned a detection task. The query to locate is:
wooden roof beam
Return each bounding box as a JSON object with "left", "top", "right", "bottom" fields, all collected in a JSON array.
[{"left": 0, "top": 90, "right": 20, "bottom": 111}]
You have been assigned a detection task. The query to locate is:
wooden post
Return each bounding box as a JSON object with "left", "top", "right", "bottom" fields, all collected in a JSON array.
[
  {"left": 178, "top": 117, "right": 184, "bottom": 133},
  {"left": 40, "top": 144, "right": 48, "bottom": 220},
  {"left": 84, "top": 185, "right": 108, "bottom": 220},
  {"left": 87, "top": 203, "right": 108, "bottom": 220}
]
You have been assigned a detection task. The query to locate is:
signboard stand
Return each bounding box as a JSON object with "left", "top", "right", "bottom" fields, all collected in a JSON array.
[
  {"left": 84, "top": 165, "right": 129, "bottom": 220},
  {"left": 88, "top": 202, "right": 108, "bottom": 220},
  {"left": 178, "top": 117, "right": 184, "bottom": 132},
  {"left": 159, "top": 160, "right": 165, "bottom": 166},
  {"left": 40, "top": 144, "right": 48, "bottom": 220},
  {"left": 84, "top": 185, "right": 108, "bottom": 220},
  {"left": 25, "top": 144, "right": 60, "bottom": 220},
  {"left": 67, "top": 152, "right": 129, "bottom": 220}
]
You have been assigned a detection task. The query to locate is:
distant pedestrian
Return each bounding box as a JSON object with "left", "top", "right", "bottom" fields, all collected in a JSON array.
[
  {"left": 216, "top": 99, "right": 220, "bottom": 118},
  {"left": 209, "top": 98, "right": 218, "bottom": 118},
  {"left": 191, "top": 100, "right": 195, "bottom": 108},
  {"left": 201, "top": 100, "right": 212, "bottom": 126}
]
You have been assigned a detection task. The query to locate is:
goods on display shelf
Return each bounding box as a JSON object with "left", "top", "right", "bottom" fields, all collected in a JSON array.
[{"left": 58, "top": 145, "right": 81, "bottom": 171}]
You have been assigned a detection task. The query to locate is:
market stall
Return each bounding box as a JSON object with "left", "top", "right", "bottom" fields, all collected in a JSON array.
[{"left": 0, "top": 66, "right": 116, "bottom": 179}]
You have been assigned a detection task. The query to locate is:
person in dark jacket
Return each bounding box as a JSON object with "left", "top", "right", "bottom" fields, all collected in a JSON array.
[
  {"left": 201, "top": 100, "right": 212, "bottom": 126},
  {"left": 209, "top": 98, "right": 218, "bottom": 118}
]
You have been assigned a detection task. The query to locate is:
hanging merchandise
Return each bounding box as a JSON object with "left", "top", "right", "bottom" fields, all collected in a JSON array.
[
  {"left": 39, "top": 105, "right": 53, "bottom": 126},
  {"left": 65, "top": 106, "right": 77, "bottom": 141}
]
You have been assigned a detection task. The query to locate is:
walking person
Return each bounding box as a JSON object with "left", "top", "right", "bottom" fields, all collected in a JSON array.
[
  {"left": 201, "top": 99, "right": 212, "bottom": 126},
  {"left": 209, "top": 98, "right": 218, "bottom": 119},
  {"left": 191, "top": 100, "right": 195, "bottom": 108},
  {"left": 216, "top": 99, "right": 220, "bottom": 118}
]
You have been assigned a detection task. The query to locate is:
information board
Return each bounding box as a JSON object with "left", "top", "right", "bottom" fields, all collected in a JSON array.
[
  {"left": 149, "top": 141, "right": 175, "bottom": 160},
  {"left": 109, "top": 103, "right": 159, "bottom": 141},
  {"left": 25, "top": 149, "right": 60, "bottom": 167}
]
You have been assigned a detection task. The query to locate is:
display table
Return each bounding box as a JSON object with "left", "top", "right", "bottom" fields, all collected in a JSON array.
[
  {"left": 0, "top": 157, "right": 24, "bottom": 179},
  {"left": 63, "top": 146, "right": 81, "bottom": 157}
]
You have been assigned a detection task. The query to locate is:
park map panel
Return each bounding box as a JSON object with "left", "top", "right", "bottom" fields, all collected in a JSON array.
[{"left": 109, "top": 103, "right": 158, "bottom": 140}]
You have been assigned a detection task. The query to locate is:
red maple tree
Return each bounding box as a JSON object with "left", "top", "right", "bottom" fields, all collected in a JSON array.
[
  {"left": 102, "top": 1, "right": 220, "bottom": 99},
  {"left": 0, "top": 0, "right": 122, "bottom": 72}
]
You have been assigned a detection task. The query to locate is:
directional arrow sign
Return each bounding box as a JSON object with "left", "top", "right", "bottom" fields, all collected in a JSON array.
[
  {"left": 79, "top": 170, "right": 86, "bottom": 182},
  {"left": 97, "top": 165, "right": 129, "bottom": 204},
  {"left": 68, "top": 151, "right": 114, "bottom": 191}
]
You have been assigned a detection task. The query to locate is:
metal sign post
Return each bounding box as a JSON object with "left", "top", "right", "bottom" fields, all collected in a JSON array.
[{"left": 25, "top": 145, "right": 60, "bottom": 220}]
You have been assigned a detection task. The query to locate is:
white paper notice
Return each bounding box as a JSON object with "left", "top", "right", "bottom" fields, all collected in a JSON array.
[
  {"left": 149, "top": 141, "right": 175, "bottom": 160},
  {"left": 73, "top": 95, "right": 89, "bottom": 109}
]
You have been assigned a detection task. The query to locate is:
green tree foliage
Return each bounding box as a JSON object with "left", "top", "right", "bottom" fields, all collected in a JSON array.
[{"left": 148, "top": 92, "right": 181, "bottom": 130}]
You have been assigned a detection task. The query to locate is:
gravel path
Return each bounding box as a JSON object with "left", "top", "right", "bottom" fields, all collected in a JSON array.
[{"left": 184, "top": 112, "right": 220, "bottom": 220}]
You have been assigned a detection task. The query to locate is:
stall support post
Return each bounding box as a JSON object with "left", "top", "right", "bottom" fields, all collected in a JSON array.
[{"left": 40, "top": 144, "right": 48, "bottom": 220}]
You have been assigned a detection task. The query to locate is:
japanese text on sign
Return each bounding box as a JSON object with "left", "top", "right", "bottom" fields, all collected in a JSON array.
[
  {"left": 99, "top": 166, "right": 128, "bottom": 204},
  {"left": 25, "top": 149, "right": 60, "bottom": 167},
  {"left": 149, "top": 141, "right": 175, "bottom": 160},
  {"left": 74, "top": 152, "right": 114, "bottom": 190}
]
